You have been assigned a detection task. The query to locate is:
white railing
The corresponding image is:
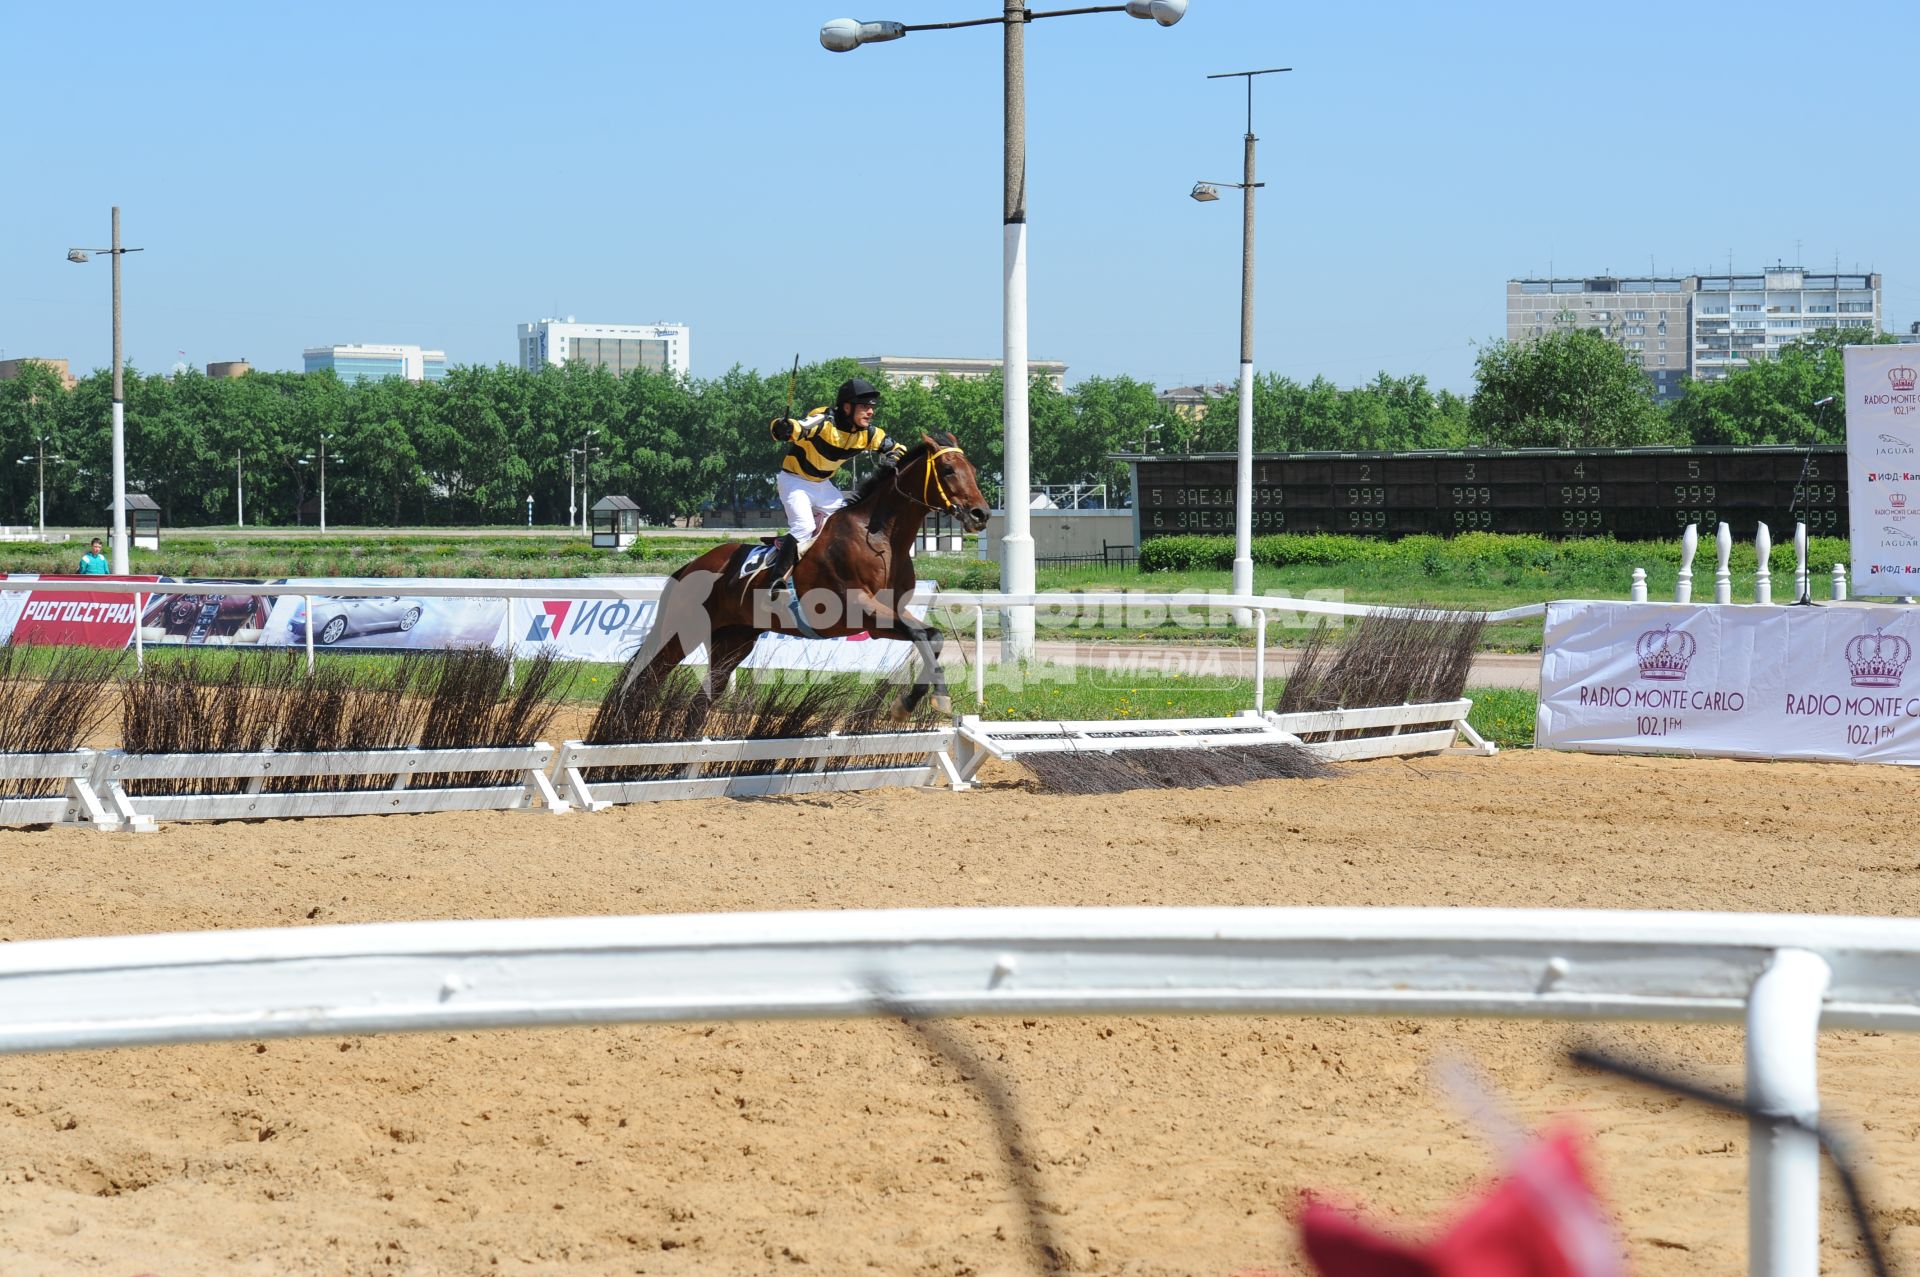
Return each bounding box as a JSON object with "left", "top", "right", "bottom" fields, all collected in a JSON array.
[{"left": 0, "top": 904, "right": 1906, "bottom": 1275}]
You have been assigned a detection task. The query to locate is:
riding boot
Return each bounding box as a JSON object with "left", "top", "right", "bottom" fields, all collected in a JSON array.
[{"left": 768, "top": 533, "right": 800, "bottom": 591}]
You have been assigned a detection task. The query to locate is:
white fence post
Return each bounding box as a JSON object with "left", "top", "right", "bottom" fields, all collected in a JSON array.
[
  {"left": 1747, "top": 947, "right": 1831, "bottom": 1277},
  {"left": 1793, "top": 523, "right": 1808, "bottom": 605},
  {"left": 1715, "top": 523, "right": 1733, "bottom": 605},
  {"left": 1754, "top": 523, "right": 1772, "bottom": 606},
  {"left": 133, "top": 590, "right": 145, "bottom": 671},
  {"left": 303, "top": 595, "right": 315, "bottom": 673},
  {"left": 973, "top": 605, "right": 986, "bottom": 706},
  {"left": 1253, "top": 606, "right": 1267, "bottom": 713},
  {"left": 1676, "top": 523, "right": 1697, "bottom": 603},
  {"left": 1832, "top": 564, "right": 1848, "bottom": 602},
  {"left": 1629, "top": 568, "right": 1647, "bottom": 602}
]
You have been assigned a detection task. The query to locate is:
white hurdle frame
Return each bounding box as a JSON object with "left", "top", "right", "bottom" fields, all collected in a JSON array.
[
  {"left": 0, "top": 904, "right": 1905, "bottom": 1277},
  {"left": 555, "top": 729, "right": 962, "bottom": 807}
]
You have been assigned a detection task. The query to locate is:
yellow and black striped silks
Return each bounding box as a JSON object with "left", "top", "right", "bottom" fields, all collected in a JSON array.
[{"left": 770, "top": 406, "right": 907, "bottom": 480}]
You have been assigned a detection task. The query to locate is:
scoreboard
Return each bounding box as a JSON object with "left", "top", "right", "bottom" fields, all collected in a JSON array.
[{"left": 1132, "top": 447, "right": 1847, "bottom": 541}]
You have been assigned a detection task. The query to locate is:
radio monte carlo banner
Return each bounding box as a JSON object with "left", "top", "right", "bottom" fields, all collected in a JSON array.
[
  {"left": 0, "top": 575, "right": 932, "bottom": 676},
  {"left": 1846, "top": 343, "right": 1920, "bottom": 589},
  {"left": 1538, "top": 599, "right": 1920, "bottom": 765}
]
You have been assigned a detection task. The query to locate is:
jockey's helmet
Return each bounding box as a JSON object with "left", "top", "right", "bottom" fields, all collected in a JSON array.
[{"left": 836, "top": 377, "right": 882, "bottom": 411}]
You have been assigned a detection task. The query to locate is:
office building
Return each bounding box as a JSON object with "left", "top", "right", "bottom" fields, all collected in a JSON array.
[
  {"left": 517, "top": 318, "right": 689, "bottom": 379},
  {"left": 1505, "top": 275, "right": 1691, "bottom": 403},
  {"left": 856, "top": 354, "right": 1068, "bottom": 393},
  {"left": 0, "top": 357, "right": 76, "bottom": 390},
  {"left": 303, "top": 344, "right": 448, "bottom": 384},
  {"left": 206, "top": 361, "right": 252, "bottom": 378},
  {"left": 1507, "top": 267, "right": 1885, "bottom": 401},
  {"left": 1691, "top": 268, "right": 1881, "bottom": 381}
]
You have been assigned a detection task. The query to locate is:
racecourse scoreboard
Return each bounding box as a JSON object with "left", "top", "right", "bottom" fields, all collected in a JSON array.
[{"left": 1131, "top": 447, "right": 1847, "bottom": 541}]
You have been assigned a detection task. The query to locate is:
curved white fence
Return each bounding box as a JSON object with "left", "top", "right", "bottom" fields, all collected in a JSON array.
[{"left": 0, "top": 905, "right": 1910, "bottom": 1275}]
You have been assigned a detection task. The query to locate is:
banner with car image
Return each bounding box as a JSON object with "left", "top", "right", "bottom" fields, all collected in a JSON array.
[
  {"left": 8, "top": 574, "right": 163, "bottom": 648},
  {"left": 259, "top": 579, "right": 505, "bottom": 653}
]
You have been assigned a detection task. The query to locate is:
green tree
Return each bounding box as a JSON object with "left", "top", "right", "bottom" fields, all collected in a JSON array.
[
  {"left": 1469, "top": 329, "right": 1670, "bottom": 448},
  {"left": 1669, "top": 327, "right": 1900, "bottom": 445}
]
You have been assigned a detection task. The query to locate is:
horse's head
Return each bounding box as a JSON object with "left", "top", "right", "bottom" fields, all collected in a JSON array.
[{"left": 910, "top": 432, "right": 991, "bottom": 532}]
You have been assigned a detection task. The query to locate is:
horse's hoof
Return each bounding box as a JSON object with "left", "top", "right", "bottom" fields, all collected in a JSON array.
[{"left": 932, "top": 693, "right": 952, "bottom": 717}]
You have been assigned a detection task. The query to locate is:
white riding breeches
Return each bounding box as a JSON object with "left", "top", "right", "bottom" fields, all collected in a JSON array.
[{"left": 777, "top": 471, "right": 846, "bottom": 545}]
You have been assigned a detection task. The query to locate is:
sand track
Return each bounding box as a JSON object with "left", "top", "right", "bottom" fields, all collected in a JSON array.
[{"left": 0, "top": 750, "right": 1916, "bottom": 1274}]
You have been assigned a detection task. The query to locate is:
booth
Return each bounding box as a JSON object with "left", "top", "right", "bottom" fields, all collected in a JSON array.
[
  {"left": 116, "top": 493, "right": 161, "bottom": 552},
  {"left": 590, "top": 495, "right": 642, "bottom": 551}
]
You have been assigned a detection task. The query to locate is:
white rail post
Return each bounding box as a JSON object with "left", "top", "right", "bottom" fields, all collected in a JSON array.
[
  {"left": 1747, "top": 947, "right": 1831, "bottom": 1277},
  {"left": 1715, "top": 522, "right": 1733, "bottom": 605},
  {"left": 1253, "top": 605, "right": 1267, "bottom": 713},
  {"left": 506, "top": 596, "right": 516, "bottom": 691},
  {"left": 132, "top": 590, "right": 145, "bottom": 671},
  {"left": 1793, "top": 523, "right": 1808, "bottom": 605},
  {"left": 1754, "top": 523, "right": 1772, "bottom": 605},
  {"left": 973, "top": 604, "right": 986, "bottom": 707},
  {"left": 1629, "top": 568, "right": 1648, "bottom": 602},
  {"left": 303, "top": 595, "right": 315, "bottom": 673},
  {"left": 1832, "top": 563, "right": 1848, "bottom": 602},
  {"left": 1676, "top": 523, "right": 1697, "bottom": 603}
]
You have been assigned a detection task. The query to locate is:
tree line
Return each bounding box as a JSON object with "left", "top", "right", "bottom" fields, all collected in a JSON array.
[{"left": 0, "top": 330, "right": 1897, "bottom": 529}]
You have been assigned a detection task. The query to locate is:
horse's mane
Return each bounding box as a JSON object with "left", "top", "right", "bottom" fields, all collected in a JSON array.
[{"left": 848, "top": 431, "right": 960, "bottom": 505}]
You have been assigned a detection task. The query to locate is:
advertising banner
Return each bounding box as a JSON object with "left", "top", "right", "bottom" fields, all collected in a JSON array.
[
  {"left": 1538, "top": 599, "right": 1920, "bottom": 765},
  {"left": 0, "top": 575, "right": 37, "bottom": 646},
  {"left": 1845, "top": 344, "right": 1920, "bottom": 589},
  {"left": 508, "top": 576, "right": 935, "bottom": 674},
  {"left": 261, "top": 579, "right": 508, "bottom": 653},
  {"left": 9, "top": 575, "right": 161, "bottom": 648},
  {"left": 138, "top": 580, "right": 276, "bottom": 646}
]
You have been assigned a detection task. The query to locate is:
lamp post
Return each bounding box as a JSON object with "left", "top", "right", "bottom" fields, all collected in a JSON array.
[
  {"left": 821, "top": 0, "right": 1187, "bottom": 659},
  {"left": 236, "top": 449, "right": 245, "bottom": 528},
  {"left": 17, "top": 438, "right": 63, "bottom": 537},
  {"left": 297, "top": 436, "right": 340, "bottom": 533},
  {"left": 66, "top": 207, "right": 143, "bottom": 574},
  {"left": 1193, "top": 66, "right": 1288, "bottom": 625},
  {"left": 572, "top": 430, "right": 598, "bottom": 531}
]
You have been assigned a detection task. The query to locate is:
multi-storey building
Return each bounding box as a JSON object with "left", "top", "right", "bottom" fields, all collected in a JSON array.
[
  {"left": 1505, "top": 275, "right": 1692, "bottom": 403},
  {"left": 1506, "top": 268, "right": 1885, "bottom": 401},
  {"left": 517, "top": 318, "right": 690, "bottom": 379},
  {"left": 303, "top": 344, "right": 448, "bottom": 384},
  {"left": 1690, "top": 268, "right": 1880, "bottom": 381},
  {"left": 855, "top": 354, "right": 1067, "bottom": 393},
  {"left": 0, "top": 357, "right": 77, "bottom": 390}
]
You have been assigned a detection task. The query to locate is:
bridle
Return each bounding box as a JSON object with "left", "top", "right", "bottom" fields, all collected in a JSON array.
[{"left": 891, "top": 445, "right": 968, "bottom": 514}]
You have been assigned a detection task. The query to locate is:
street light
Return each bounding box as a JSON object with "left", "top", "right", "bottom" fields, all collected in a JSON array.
[
  {"left": 569, "top": 429, "right": 599, "bottom": 531},
  {"left": 1193, "top": 65, "right": 1288, "bottom": 625},
  {"left": 67, "top": 206, "right": 144, "bottom": 574},
  {"left": 16, "top": 438, "right": 65, "bottom": 537},
  {"left": 821, "top": 0, "right": 1187, "bottom": 660},
  {"left": 235, "top": 448, "right": 246, "bottom": 527},
  {"left": 297, "top": 435, "right": 341, "bottom": 533}
]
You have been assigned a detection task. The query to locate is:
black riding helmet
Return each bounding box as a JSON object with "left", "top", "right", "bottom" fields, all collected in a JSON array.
[{"left": 836, "top": 377, "right": 882, "bottom": 413}]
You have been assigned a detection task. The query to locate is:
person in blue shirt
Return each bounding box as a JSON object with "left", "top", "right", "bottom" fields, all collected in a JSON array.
[{"left": 78, "top": 538, "right": 109, "bottom": 575}]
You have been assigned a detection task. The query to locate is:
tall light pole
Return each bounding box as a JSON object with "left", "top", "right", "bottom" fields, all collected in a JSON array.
[
  {"left": 17, "top": 437, "right": 63, "bottom": 537},
  {"left": 821, "top": 0, "right": 1187, "bottom": 660},
  {"left": 298, "top": 436, "right": 340, "bottom": 533},
  {"left": 67, "top": 207, "right": 143, "bottom": 574},
  {"left": 236, "top": 448, "right": 245, "bottom": 527},
  {"left": 1192, "top": 66, "right": 1287, "bottom": 625}
]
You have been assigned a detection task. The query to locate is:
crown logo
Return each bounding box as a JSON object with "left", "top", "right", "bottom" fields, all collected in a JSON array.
[
  {"left": 1846, "top": 629, "right": 1911, "bottom": 688},
  {"left": 1896, "top": 494, "right": 1909, "bottom": 508},
  {"left": 1636, "top": 625, "right": 1696, "bottom": 681},
  {"left": 1893, "top": 367, "right": 1918, "bottom": 392}
]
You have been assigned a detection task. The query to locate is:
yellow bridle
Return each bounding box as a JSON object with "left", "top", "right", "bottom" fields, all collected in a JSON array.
[{"left": 912, "top": 445, "right": 966, "bottom": 512}]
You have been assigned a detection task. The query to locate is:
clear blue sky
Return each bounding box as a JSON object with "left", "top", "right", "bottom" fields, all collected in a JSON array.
[{"left": 4, "top": 0, "right": 1913, "bottom": 396}]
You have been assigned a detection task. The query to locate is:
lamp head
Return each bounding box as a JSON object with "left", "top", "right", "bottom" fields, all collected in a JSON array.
[
  {"left": 821, "top": 18, "right": 907, "bottom": 51},
  {"left": 66, "top": 249, "right": 90, "bottom": 264},
  {"left": 1190, "top": 182, "right": 1220, "bottom": 202},
  {"left": 1124, "top": 0, "right": 1187, "bottom": 24}
]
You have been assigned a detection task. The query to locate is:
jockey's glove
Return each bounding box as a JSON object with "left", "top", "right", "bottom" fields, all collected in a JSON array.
[
  {"left": 769, "top": 416, "right": 796, "bottom": 440},
  {"left": 881, "top": 444, "right": 908, "bottom": 466}
]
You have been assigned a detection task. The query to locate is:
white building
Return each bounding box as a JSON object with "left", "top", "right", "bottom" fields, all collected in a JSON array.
[
  {"left": 517, "top": 318, "right": 690, "bottom": 379},
  {"left": 302, "top": 344, "right": 448, "bottom": 384},
  {"left": 856, "top": 354, "right": 1067, "bottom": 392},
  {"left": 1691, "top": 268, "right": 1880, "bottom": 382}
]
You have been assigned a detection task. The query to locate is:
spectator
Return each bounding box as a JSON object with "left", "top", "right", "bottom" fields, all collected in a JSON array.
[{"left": 78, "top": 537, "right": 109, "bottom": 575}]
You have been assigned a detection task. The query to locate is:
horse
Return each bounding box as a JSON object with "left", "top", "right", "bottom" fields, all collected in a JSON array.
[{"left": 626, "top": 432, "right": 991, "bottom": 718}]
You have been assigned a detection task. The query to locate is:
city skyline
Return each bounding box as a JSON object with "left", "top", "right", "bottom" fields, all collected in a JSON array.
[{"left": 2, "top": 0, "right": 1912, "bottom": 398}]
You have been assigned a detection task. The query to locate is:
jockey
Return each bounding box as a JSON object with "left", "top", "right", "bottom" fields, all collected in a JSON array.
[{"left": 766, "top": 376, "right": 908, "bottom": 587}]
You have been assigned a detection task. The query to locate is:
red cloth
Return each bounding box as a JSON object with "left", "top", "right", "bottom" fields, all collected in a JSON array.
[{"left": 1298, "top": 1132, "right": 1622, "bottom": 1277}]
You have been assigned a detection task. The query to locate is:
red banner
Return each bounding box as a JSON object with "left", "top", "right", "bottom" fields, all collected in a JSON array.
[{"left": 10, "top": 575, "right": 161, "bottom": 648}]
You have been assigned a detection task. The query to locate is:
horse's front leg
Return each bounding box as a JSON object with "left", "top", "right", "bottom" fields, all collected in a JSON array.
[{"left": 854, "top": 591, "right": 948, "bottom": 718}]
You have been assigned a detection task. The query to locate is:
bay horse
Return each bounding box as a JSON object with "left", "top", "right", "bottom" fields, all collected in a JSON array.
[{"left": 627, "top": 432, "right": 991, "bottom": 716}]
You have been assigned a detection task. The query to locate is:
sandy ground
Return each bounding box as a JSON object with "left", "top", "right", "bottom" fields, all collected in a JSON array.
[{"left": 1, "top": 749, "right": 1917, "bottom": 1276}]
